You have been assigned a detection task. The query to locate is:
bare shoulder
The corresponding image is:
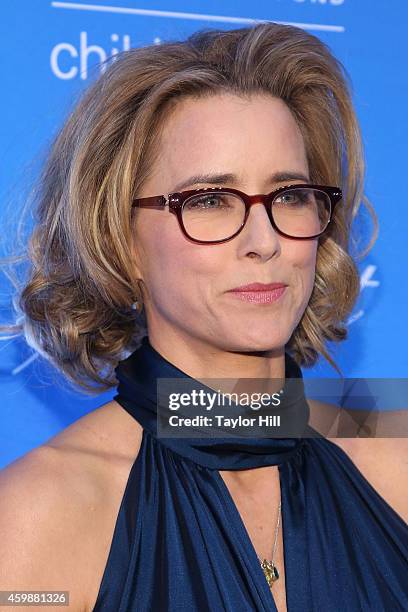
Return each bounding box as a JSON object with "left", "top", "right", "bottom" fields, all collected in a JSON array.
[
  {"left": 331, "top": 437, "right": 408, "bottom": 525},
  {"left": 0, "top": 400, "right": 144, "bottom": 612}
]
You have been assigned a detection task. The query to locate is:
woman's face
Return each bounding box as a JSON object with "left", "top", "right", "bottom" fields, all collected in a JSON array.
[{"left": 132, "top": 93, "right": 318, "bottom": 356}]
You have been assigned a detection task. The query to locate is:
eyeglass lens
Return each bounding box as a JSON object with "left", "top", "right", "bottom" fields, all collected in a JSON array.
[{"left": 181, "top": 188, "right": 331, "bottom": 241}]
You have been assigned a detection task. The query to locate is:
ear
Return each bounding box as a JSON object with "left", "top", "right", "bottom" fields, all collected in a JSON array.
[{"left": 129, "top": 228, "right": 144, "bottom": 280}]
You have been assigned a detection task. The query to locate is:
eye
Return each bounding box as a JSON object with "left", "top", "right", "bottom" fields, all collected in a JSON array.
[
  {"left": 184, "top": 193, "right": 232, "bottom": 211},
  {"left": 274, "top": 189, "right": 310, "bottom": 207}
]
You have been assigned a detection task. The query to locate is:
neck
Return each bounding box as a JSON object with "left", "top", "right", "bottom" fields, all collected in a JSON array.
[
  {"left": 147, "top": 330, "right": 286, "bottom": 395},
  {"left": 113, "top": 335, "right": 309, "bottom": 471}
]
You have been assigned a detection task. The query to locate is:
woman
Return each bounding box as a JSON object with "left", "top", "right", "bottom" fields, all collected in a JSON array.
[{"left": 0, "top": 22, "right": 407, "bottom": 612}]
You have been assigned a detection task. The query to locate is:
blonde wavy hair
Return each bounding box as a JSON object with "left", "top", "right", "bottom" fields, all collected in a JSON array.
[{"left": 0, "top": 22, "right": 377, "bottom": 394}]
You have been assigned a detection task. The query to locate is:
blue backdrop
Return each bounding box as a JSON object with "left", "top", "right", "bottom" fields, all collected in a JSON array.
[{"left": 1, "top": 1, "right": 407, "bottom": 468}]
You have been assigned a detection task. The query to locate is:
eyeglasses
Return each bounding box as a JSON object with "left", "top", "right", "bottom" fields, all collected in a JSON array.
[{"left": 131, "top": 184, "right": 342, "bottom": 244}]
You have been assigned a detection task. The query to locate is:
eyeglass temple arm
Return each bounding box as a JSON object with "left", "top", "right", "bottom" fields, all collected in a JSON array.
[{"left": 132, "top": 195, "right": 167, "bottom": 209}]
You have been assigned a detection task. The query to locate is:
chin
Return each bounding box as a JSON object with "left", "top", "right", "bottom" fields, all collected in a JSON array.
[{"left": 225, "top": 336, "right": 289, "bottom": 353}]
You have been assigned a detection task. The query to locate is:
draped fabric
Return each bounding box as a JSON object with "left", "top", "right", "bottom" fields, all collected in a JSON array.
[{"left": 93, "top": 336, "right": 408, "bottom": 611}]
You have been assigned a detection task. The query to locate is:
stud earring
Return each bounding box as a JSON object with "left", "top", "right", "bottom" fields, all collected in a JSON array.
[
  {"left": 131, "top": 279, "right": 143, "bottom": 311},
  {"left": 131, "top": 293, "right": 143, "bottom": 311}
]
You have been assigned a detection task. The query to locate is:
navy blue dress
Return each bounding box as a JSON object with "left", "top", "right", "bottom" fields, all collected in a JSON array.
[{"left": 92, "top": 336, "right": 408, "bottom": 611}]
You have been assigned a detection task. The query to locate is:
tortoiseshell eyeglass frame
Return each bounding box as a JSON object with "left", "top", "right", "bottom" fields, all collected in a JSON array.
[{"left": 131, "top": 184, "right": 342, "bottom": 244}]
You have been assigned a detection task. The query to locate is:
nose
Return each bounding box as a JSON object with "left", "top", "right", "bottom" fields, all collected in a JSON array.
[{"left": 239, "top": 200, "right": 281, "bottom": 258}]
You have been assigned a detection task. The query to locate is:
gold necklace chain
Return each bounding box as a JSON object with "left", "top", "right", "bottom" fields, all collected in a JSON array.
[{"left": 257, "top": 500, "right": 281, "bottom": 589}]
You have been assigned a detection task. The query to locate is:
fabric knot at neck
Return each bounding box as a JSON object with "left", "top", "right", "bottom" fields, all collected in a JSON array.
[{"left": 113, "top": 335, "right": 311, "bottom": 470}]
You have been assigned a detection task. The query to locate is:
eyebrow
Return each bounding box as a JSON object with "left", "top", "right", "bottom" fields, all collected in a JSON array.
[{"left": 172, "top": 171, "right": 311, "bottom": 192}]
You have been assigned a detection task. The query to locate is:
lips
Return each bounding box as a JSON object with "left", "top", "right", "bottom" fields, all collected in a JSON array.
[{"left": 229, "top": 282, "right": 288, "bottom": 292}]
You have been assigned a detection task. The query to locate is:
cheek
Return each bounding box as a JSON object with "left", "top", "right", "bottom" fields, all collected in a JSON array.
[
  {"left": 286, "top": 241, "right": 318, "bottom": 294},
  {"left": 142, "top": 224, "right": 214, "bottom": 300}
]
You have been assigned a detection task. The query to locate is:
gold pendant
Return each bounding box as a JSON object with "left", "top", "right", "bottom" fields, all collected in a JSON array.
[{"left": 260, "top": 559, "right": 279, "bottom": 589}]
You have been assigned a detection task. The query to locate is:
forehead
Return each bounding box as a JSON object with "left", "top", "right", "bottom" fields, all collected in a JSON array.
[{"left": 155, "top": 93, "right": 308, "bottom": 186}]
